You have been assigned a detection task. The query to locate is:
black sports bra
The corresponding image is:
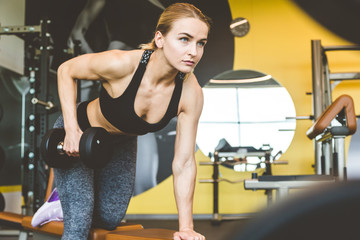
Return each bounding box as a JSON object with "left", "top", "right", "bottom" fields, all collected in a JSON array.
[{"left": 99, "top": 50, "right": 185, "bottom": 135}]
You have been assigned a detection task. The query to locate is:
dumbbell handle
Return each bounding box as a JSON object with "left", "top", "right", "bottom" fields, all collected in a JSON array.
[{"left": 57, "top": 142, "right": 65, "bottom": 155}]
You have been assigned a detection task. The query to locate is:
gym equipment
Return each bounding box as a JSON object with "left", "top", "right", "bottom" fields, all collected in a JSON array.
[
  {"left": 106, "top": 229, "right": 176, "bottom": 240},
  {"left": 244, "top": 174, "right": 334, "bottom": 201},
  {"left": 1, "top": 19, "right": 56, "bottom": 213},
  {"left": 244, "top": 94, "right": 356, "bottom": 204},
  {"left": 40, "top": 127, "right": 111, "bottom": 169},
  {"left": 199, "top": 139, "right": 287, "bottom": 223},
  {"left": 0, "top": 168, "right": 145, "bottom": 240},
  {"left": 307, "top": 94, "right": 356, "bottom": 180},
  {"left": 311, "top": 40, "right": 360, "bottom": 174}
]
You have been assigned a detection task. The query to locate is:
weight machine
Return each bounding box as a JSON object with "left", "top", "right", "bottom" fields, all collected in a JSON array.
[
  {"left": 311, "top": 39, "right": 360, "bottom": 175},
  {"left": 0, "top": 20, "right": 55, "bottom": 215},
  {"left": 243, "top": 41, "right": 360, "bottom": 204},
  {"left": 199, "top": 139, "right": 287, "bottom": 223}
]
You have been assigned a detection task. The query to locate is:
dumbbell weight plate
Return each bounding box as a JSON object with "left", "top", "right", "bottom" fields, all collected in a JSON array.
[
  {"left": 40, "top": 128, "right": 74, "bottom": 169},
  {"left": 79, "top": 127, "right": 111, "bottom": 169}
]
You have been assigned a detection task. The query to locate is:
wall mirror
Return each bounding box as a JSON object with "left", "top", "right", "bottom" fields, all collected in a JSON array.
[{"left": 196, "top": 69, "right": 296, "bottom": 171}]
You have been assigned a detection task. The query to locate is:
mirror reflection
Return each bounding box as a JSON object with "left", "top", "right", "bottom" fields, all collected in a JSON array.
[{"left": 196, "top": 69, "right": 296, "bottom": 171}]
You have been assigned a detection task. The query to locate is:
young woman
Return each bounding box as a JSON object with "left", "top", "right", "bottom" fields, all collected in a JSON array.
[{"left": 54, "top": 3, "right": 210, "bottom": 240}]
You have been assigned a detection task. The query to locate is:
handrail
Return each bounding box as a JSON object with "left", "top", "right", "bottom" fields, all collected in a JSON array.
[{"left": 306, "top": 95, "right": 357, "bottom": 139}]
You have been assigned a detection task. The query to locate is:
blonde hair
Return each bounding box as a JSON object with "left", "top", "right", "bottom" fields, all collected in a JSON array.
[{"left": 140, "top": 3, "right": 211, "bottom": 50}]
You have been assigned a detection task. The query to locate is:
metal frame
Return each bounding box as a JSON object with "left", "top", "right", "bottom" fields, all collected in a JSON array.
[
  {"left": 199, "top": 148, "right": 273, "bottom": 224},
  {"left": 0, "top": 20, "right": 54, "bottom": 215},
  {"left": 310, "top": 40, "right": 360, "bottom": 175}
]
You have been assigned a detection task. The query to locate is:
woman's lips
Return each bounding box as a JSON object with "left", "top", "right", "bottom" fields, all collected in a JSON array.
[{"left": 184, "top": 60, "right": 195, "bottom": 66}]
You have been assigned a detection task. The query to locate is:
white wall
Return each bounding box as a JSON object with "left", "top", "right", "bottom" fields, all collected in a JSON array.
[{"left": 0, "top": 0, "right": 25, "bottom": 74}]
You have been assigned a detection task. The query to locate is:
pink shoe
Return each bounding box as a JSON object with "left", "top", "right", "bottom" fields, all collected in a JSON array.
[{"left": 31, "top": 188, "right": 63, "bottom": 227}]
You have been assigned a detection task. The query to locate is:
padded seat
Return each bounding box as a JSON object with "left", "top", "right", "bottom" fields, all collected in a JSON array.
[
  {"left": 0, "top": 212, "right": 24, "bottom": 229},
  {"left": 106, "top": 228, "right": 176, "bottom": 240},
  {"left": 22, "top": 216, "right": 143, "bottom": 240}
]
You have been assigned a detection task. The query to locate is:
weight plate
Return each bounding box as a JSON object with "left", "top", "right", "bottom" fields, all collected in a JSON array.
[
  {"left": 80, "top": 127, "right": 111, "bottom": 169},
  {"left": 40, "top": 128, "right": 73, "bottom": 169}
]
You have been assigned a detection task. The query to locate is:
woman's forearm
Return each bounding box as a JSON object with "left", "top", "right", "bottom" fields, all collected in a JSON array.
[
  {"left": 173, "top": 157, "right": 197, "bottom": 231},
  {"left": 57, "top": 63, "right": 79, "bottom": 132}
]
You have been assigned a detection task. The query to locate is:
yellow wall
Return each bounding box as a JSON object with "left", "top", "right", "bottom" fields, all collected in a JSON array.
[{"left": 127, "top": 0, "right": 360, "bottom": 215}]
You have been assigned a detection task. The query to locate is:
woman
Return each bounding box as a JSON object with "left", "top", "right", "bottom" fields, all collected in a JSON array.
[{"left": 55, "top": 3, "right": 210, "bottom": 240}]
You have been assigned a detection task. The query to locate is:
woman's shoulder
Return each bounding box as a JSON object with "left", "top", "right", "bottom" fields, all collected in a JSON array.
[
  {"left": 180, "top": 73, "right": 203, "bottom": 112},
  {"left": 97, "top": 49, "right": 143, "bottom": 67},
  {"left": 93, "top": 49, "right": 144, "bottom": 79},
  {"left": 183, "top": 73, "right": 203, "bottom": 95}
]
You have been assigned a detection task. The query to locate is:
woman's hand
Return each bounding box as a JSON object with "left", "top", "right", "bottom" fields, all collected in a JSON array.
[
  {"left": 173, "top": 229, "right": 205, "bottom": 240},
  {"left": 63, "top": 128, "right": 83, "bottom": 157}
]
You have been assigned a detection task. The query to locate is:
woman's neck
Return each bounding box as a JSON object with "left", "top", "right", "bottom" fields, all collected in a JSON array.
[{"left": 147, "top": 49, "right": 178, "bottom": 86}]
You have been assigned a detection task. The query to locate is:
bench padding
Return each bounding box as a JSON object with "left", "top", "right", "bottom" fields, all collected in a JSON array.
[
  {"left": 307, "top": 94, "right": 356, "bottom": 139},
  {"left": 0, "top": 212, "right": 24, "bottom": 229},
  {"left": 106, "top": 228, "right": 176, "bottom": 240},
  {"left": 22, "top": 216, "right": 143, "bottom": 240}
]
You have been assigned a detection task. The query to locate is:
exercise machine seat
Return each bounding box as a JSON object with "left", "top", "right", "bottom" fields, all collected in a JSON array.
[
  {"left": 106, "top": 228, "right": 176, "bottom": 240},
  {"left": 307, "top": 94, "right": 356, "bottom": 139},
  {"left": 21, "top": 216, "right": 143, "bottom": 240}
]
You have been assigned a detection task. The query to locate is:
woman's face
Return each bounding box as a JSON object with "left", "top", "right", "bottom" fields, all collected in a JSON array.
[{"left": 159, "top": 17, "right": 209, "bottom": 73}]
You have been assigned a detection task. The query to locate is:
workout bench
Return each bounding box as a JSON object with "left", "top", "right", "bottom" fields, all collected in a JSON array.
[
  {"left": 1, "top": 169, "right": 176, "bottom": 240},
  {"left": 19, "top": 169, "right": 146, "bottom": 240},
  {"left": 106, "top": 228, "right": 175, "bottom": 240},
  {"left": 244, "top": 94, "right": 356, "bottom": 202}
]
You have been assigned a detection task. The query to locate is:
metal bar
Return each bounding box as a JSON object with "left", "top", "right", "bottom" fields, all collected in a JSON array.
[
  {"left": 322, "top": 140, "right": 332, "bottom": 175},
  {"left": 34, "top": 19, "right": 52, "bottom": 211},
  {"left": 311, "top": 40, "right": 325, "bottom": 119},
  {"left": 0, "top": 25, "right": 41, "bottom": 34},
  {"left": 323, "top": 45, "right": 360, "bottom": 51},
  {"left": 322, "top": 54, "right": 332, "bottom": 108},
  {"left": 315, "top": 141, "right": 322, "bottom": 175},
  {"left": 329, "top": 72, "right": 360, "bottom": 81},
  {"left": 334, "top": 137, "right": 346, "bottom": 181},
  {"left": 213, "top": 152, "right": 219, "bottom": 221}
]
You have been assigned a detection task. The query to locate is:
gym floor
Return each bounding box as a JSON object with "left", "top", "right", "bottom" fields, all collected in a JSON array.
[{"left": 0, "top": 218, "right": 250, "bottom": 240}]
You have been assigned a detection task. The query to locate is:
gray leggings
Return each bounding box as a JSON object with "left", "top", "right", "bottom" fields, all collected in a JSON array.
[{"left": 53, "top": 114, "right": 137, "bottom": 240}]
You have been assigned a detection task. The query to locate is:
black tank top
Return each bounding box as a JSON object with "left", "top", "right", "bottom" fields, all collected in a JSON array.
[{"left": 99, "top": 50, "right": 185, "bottom": 135}]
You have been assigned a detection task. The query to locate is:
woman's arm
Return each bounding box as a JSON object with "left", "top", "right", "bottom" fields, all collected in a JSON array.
[
  {"left": 57, "top": 50, "right": 132, "bottom": 156},
  {"left": 172, "top": 75, "right": 205, "bottom": 240}
]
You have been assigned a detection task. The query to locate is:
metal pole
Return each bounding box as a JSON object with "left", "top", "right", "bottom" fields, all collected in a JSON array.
[
  {"left": 311, "top": 40, "right": 325, "bottom": 174},
  {"left": 311, "top": 40, "right": 325, "bottom": 119},
  {"left": 334, "top": 137, "right": 346, "bottom": 181},
  {"left": 213, "top": 151, "right": 220, "bottom": 222}
]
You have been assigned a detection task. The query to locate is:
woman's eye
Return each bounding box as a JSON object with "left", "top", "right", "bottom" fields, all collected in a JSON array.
[
  {"left": 198, "top": 41, "right": 206, "bottom": 47},
  {"left": 180, "top": 37, "right": 189, "bottom": 42}
]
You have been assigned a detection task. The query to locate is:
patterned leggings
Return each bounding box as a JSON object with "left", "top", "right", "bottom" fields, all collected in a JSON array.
[{"left": 52, "top": 102, "right": 137, "bottom": 240}]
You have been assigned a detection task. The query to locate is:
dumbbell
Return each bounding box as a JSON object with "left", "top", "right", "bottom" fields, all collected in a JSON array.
[{"left": 40, "top": 127, "right": 111, "bottom": 169}]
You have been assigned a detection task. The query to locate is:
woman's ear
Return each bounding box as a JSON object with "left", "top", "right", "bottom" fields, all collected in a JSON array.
[{"left": 154, "top": 31, "right": 164, "bottom": 48}]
